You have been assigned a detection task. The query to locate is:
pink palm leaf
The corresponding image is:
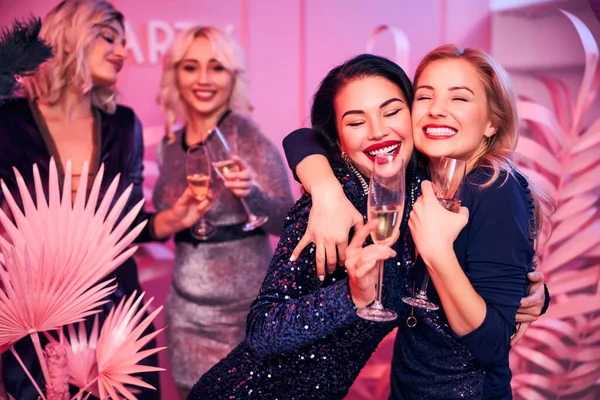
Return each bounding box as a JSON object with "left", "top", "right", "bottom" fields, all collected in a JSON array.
[
  {"left": 64, "top": 316, "right": 100, "bottom": 398},
  {"left": 0, "top": 158, "right": 147, "bottom": 388},
  {"left": 95, "top": 291, "right": 165, "bottom": 400},
  {"left": 507, "top": 10, "right": 600, "bottom": 399}
]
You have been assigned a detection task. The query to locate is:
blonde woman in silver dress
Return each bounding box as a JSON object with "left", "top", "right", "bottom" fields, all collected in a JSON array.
[{"left": 153, "top": 26, "right": 294, "bottom": 399}]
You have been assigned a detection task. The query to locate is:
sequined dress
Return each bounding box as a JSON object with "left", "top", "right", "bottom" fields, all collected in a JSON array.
[
  {"left": 188, "top": 161, "right": 421, "bottom": 399},
  {"left": 152, "top": 111, "right": 293, "bottom": 389}
]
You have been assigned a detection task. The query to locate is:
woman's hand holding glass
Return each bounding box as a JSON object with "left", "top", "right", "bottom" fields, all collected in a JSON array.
[
  {"left": 404, "top": 157, "right": 467, "bottom": 310},
  {"left": 356, "top": 153, "right": 405, "bottom": 322},
  {"left": 408, "top": 181, "right": 469, "bottom": 268},
  {"left": 210, "top": 126, "right": 268, "bottom": 231},
  {"left": 186, "top": 145, "right": 216, "bottom": 240},
  {"left": 219, "top": 155, "right": 254, "bottom": 198},
  {"left": 345, "top": 220, "right": 397, "bottom": 308},
  {"left": 170, "top": 187, "right": 213, "bottom": 227}
]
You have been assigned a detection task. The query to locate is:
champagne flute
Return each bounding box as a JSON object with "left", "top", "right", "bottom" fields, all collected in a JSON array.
[
  {"left": 186, "top": 145, "right": 216, "bottom": 240},
  {"left": 357, "top": 153, "right": 405, "bottom": 322},
  {"left": 402, "top": 156, "right": 466, "bottom": 310},
  {"left": 210, "top": 126, "right": 268, "bottom": 232}
]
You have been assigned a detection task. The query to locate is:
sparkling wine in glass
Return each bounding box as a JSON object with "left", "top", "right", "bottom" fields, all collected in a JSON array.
[
  {"left": 357, "top": 153, "right": 405, "bottom": 322},
  {"left": 187, "top": 173, "right": 211, "bottom": 198},
  {"left": 186, "top": 145, "right": 216, "bottom": 240},
  {"left": 402, "top": 156, "right": 466, "bottom": 310},
  {"left": 210, "top": 126, "right": 268, "bottom": 232}
]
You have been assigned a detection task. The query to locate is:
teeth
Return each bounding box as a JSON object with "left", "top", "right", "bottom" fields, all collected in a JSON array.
[
  {"left": 367, "top": 144, "right": 399, "bottom": 156},
  {"left": 425, "top": 127, "right": 457, "bottom": 136},
  {"left": 194, "top": 91, "right": 215, "bottom": 99}
]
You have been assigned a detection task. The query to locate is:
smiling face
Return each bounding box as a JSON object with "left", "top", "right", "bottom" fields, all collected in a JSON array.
[
  {"left": 334, "top": 75, "right": 413, "bottom": 176},
  {"left": 176, "top": 35, "right": 235, "bottom": 120},
  {"left": 412, "top": 58, "right": 496, "bottom": 168},
  {"left": 86, "top": 20, "right": 126, "bottom": 88}
]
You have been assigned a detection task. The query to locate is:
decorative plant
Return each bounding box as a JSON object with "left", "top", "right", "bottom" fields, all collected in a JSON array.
[
  {"left": 0, "top": 159, "right": 166, "bottom": 399},
  {"left": 509, "top": 10, "right": 600, "bottom": 400}
]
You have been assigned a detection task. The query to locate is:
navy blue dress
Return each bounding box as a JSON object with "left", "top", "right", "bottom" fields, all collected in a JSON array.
[
  {"left": 282, "top": 128, "right": 548, "bottom": 399},
  {"left": 0, "top": 98, "right": 161, "bottom": 400},
  {"left": 390, "top": 168, "right": 534, "bottom": 399},
  {"left": 188, "top": 161, "right": 421, "bottom": 399}
]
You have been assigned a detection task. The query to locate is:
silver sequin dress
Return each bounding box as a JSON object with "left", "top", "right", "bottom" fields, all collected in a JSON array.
[{"left": 152, "top": 112, "right": 294, "bottom": 389}]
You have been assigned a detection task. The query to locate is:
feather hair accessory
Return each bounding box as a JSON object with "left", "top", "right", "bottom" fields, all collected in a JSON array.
[{"left": 0, "top": 16, "right": 53, "bottom": 100}]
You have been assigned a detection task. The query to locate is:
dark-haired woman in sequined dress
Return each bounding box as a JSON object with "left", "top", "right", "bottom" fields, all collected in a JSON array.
[{"left": 188, "top": 54, "right": 420, "bottom": 400}]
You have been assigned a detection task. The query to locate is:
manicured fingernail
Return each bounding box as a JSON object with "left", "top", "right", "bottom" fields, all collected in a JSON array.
[
  {"left": 290, "top": 255, "right": 296, "bottom": 262},
  {"left": 318, "top": 275, "right": 325, "bottom": 281}
]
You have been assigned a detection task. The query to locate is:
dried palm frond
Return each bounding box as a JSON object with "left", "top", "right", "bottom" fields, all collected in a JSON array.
[
  {"left": 508, "top": 10, "right": 600, "bottom": 400},
  {"left": 64, "top": 316, "right": 101, "bottom": 398},
  {"left": 0, "top": 158, "right": 147, "bottom": 396},
  {"left": 95, "top": 292, "right": 165, "bottom": 400},
  {"left": 48, "top": 301, "right": 164, "bottom": 400}
]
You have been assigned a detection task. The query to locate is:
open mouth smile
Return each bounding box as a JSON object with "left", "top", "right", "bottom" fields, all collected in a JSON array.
[{"left": 363, "top": 140, "right": 401, "bottom": 161}]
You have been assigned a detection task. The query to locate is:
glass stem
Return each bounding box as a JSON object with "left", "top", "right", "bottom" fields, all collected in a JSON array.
[
  {"left": 239, "top": 198, "right": 256, "bottom": 219},
  {"left": 418, "top": 271, "right": 431, "bottom": 299},
  {"left": 372, "top": 259, "right": 384, "bottom": 309}
]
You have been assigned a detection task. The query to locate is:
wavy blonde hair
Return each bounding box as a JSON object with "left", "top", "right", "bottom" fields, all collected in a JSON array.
[
  {"left": 414, "top": 44, "right": 552, "bottom": 248},
  {"left": 157, "top": 26, "right": 253, "bottom": 143},
  {"left": 23, "top": 0, "right": 123, "bottom": 114}
]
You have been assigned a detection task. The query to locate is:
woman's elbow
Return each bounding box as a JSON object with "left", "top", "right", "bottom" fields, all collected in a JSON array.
[
  {"left": 244, "top": 306, "right": 284, "bottom": 358},
  {"left": 244, "top": 333, "right": 274, "bottom": 358},
  {"left": 245, "top": 318, "right": 274, "bottom": 357}
]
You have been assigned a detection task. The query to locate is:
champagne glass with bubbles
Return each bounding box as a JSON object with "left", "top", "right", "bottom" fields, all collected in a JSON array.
[
  {"left": 402, "top": 156, "right": 466, "bottom": 310},
  {"left": 210, "top": 126, "right": 268, "bottom": 232},
  {"left": 186, "top": 145, "right": 216, "bottom": 240},
  {"left": 357, "top": 153, "right": 405, "bottom": 322}
]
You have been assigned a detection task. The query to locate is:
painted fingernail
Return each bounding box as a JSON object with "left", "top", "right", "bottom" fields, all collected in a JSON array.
[
  {"left": 318, "top": 275, "right": 325, "bottom": 281},
  {"left": 289, "top": 255, "right": 296, "bottom": 262}
]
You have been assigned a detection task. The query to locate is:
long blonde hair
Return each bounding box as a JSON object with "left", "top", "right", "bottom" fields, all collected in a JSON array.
[
  {"left": 414, "top": 44, "right": 552, "bottom": 248},
  {"left": 23, "top": 0, "right": 124, "bottom": 114},
  {"left": 157, "top": 26, "right": 253, "bottom": 143}
]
